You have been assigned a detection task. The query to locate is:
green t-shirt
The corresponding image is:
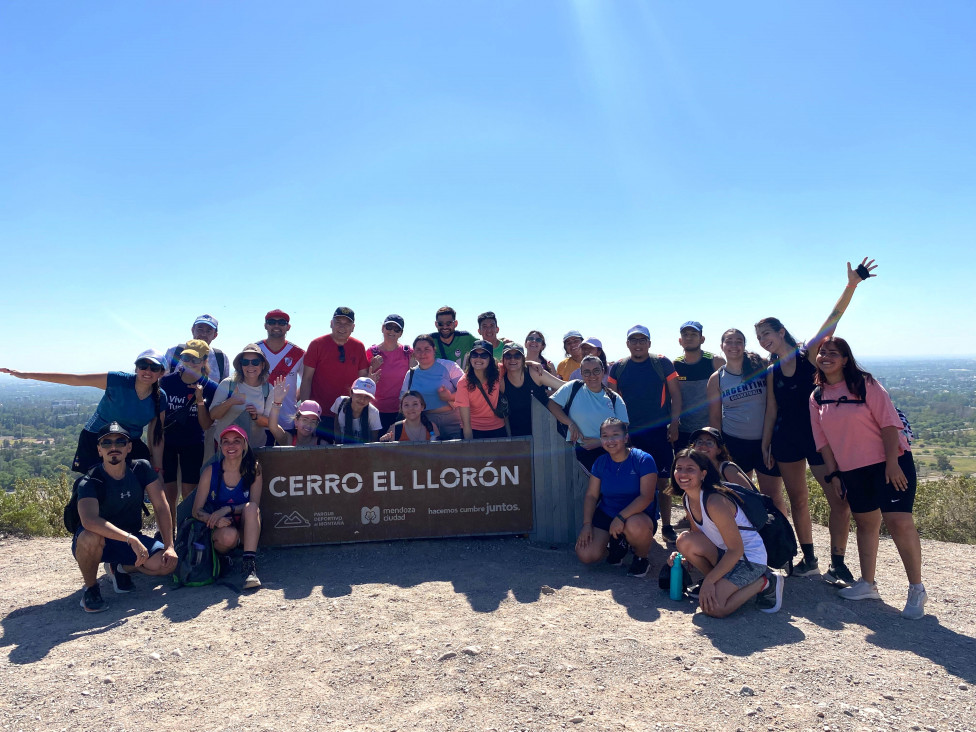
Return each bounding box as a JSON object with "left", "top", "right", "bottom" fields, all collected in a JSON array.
[{"left": 430, "top": 331, "right": 477, "bottom": 365}]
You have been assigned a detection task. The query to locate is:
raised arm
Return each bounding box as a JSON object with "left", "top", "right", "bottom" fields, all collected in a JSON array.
[
  {"left": 526, "top": 361, "right": 565, "bottom": 390},
  {"left": 806, "top": 257, "right": 877, "bottom": 361},
  {"left": 0, "top": 369, "right": 108, "bottom": 390}
]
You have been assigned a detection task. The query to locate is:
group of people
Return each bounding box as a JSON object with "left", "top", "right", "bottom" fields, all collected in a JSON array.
[{"left": 1, "top": 257, "right": 927, "bottom": 619}]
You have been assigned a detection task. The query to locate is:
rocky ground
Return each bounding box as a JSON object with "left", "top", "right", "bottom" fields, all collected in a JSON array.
[{"left": 1, "top": 524, "right": 974, "bottom": 731}]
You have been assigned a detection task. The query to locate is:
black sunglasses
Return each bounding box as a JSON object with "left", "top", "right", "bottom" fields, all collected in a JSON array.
[
  {"left": 180, "top": 354, "right": 204, "bottom": 364},
  {"left": 503, "top": 352, "right": 523, "bottom": 360},
  {"left": 337, "top": 345, "right": 346, "bottom": 363},
  {"left": 384, "top": 324, "right": 403, "bottom": 332},
  {"left": 470, "top": 351, "right": 491, "bottom": 359},
  {"left": 240, "top": 357, "right": 263, "bottom": 366},
  {"left": 136, "top": 360, "right": 164, "bottom": 372},
  {"left": 98, "top": 437, "right": 129, "bottom": 448},
  {"left": 266, "top": 318, "right": 289, "bottom": 326}
]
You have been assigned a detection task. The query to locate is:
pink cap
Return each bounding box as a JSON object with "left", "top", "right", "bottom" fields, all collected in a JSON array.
[
  {"left": 297, "top": 400, "right": 322, "bottom": 418},
  {"left": 219, "top": 425, "right": 249, "bottom": 442}
]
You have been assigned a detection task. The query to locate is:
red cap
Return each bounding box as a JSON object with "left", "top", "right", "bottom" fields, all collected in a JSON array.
[{"left": 265, "top": 309, "right": 290, "bottom": 322}]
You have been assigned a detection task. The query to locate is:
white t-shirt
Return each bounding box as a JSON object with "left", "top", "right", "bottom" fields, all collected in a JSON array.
[{"left": 259, "top": 340, "right": 304, "bottom": 430}]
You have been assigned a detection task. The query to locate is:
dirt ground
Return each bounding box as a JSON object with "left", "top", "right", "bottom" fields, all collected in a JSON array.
[{"left": 1, "top": 523, "right": 974, "bottom": 732}]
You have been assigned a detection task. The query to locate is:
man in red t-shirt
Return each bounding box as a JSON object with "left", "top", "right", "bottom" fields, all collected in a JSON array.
[{"left": 299, "top": 307, "right": 369, "bottom": 442}]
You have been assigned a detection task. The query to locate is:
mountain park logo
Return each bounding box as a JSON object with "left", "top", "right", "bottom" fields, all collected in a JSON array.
[
  {"left": 361, "top": 506, "right": 380, "bottom": 525},
  {"left": 274, "top": 511, "right": 310, "bottom": 529}
]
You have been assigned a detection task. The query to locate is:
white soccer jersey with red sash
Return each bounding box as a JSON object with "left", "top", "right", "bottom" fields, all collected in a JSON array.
[{"left": 259, "top": 340, "right": 305, "bottom": 429}]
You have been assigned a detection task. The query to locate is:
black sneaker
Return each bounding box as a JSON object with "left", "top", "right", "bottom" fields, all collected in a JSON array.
[
  {"left": 661, "top": 525, "right": 678, "bottom": 543},
  {"left": 627, "top": 555, "right": 650, "bottom": 578},
  {"left": 103, "top": 562, "right": 134, "bottom": 593},
  {"left": 606, "top": 536, "right": 629, "bottom": 566},
  {"left": 756, "top": 572, "right": 784, "bottom": 613},
  {"left": 824, "top": 563, "right": 855, "bottom": 586},
  {"left": 241, "top": 557, "right": 262, "bottom": 590},
  {"left": 791, "top": 557, "right": 820, "bottom": 577},
  {"left": 218, "top": 554, "right": 233, "bottom": 578},
  {"left": 686, "top": 581, "right": 702, "bottom": 600},
  {"left": 80, "top": 584, "right": 107, "bottom": 613}
]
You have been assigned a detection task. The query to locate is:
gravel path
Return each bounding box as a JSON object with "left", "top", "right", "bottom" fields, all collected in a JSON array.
[{"left": 1, "top": 524, "right": 974, "bottom": 731}]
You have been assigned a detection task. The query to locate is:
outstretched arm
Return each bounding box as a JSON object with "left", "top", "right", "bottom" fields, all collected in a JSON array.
[
  {"left": 806, "top": 258, "right": 877, "bottom": 362},
  {"left": 0, "top": 370, "right": 108, "bottom": 390}
]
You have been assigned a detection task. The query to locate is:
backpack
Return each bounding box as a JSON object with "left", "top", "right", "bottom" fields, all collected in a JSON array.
[
  {"left": 64, "top": 466, "right": 105, "bottom": 534},
  {"left": 555, "top": 380, "right": 617, "bottom": 438},
  {"left": 613, "top": 355, "right": 670, "bottom": 411},
  {"left": 812, "top": 385, "right": 914, "bottom": 446},
  {"left": 172, "top": 517, "right": 219, "bottom": 587},
  {"left": 702, "top": 482, "right": 798, "bottom": 570}
]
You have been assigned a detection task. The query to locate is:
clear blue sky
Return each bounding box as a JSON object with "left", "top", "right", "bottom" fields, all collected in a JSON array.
[{"left": 2, "top": 1, "right": 974, "bottom": 373}]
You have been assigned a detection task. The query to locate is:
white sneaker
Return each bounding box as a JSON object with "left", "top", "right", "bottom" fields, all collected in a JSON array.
[
  {"left": 838, "top": 578, "right": 881, "bottom": 601},
  {"left": 902, "top": 585, "right": 927, "bottom": 619}
]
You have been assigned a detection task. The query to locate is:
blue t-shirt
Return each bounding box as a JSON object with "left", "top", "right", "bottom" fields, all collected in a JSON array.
[
  {"left": 591, "top": 448, "right": 658, "bottom": 517},
  {"left": 550, "top": 381, "right": 629, "bottom": 440},
  {"left": 160, "top": 372, "right": 218, "bottom": 447},
  {"left": 400, "top": 359, "right": 464, "bottom": 410},
  {"left": 84, "top": 372, "right": 166, "bottom": 441}
]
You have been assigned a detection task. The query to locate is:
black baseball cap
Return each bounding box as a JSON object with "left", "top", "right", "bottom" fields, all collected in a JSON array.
[{"left": 97, "top": 422, "right": 131, "bottom": 441}]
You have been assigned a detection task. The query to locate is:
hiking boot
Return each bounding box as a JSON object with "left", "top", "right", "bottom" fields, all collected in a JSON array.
[
  {"left": 627, "top": 555, "right": 650, "bottom": 578},
  {"left": 103, "top": 562, "right": 134, "bottom": 593},
  {"left": 838, "top": 578, "right": 881, "bottom": 601},
  {"left": 218, "top": 554, "right": 233, "bottom": 578},
  {"left": 606, "top": 535, "right": 629, "bottom": 566},
  {"left": 756, "top": 572, "right": 784, "bottom": 613},
  {"left": 824, "top": 563, "right": 855, "bottom": 587},
  {"left": 902, "top": 585, "right": 927, "bottom": 620},
  {"left": 241, "top": 557, "right": 262, "bottom": 590},
  {"left": 661, "top": 525, "right": 678, "bottom": 544},
  {"left": 80, "top": 584, "right": 107, "bottom": 613},
  {"left": 791, "top": 557, "right": 820, "bottom": 577}
]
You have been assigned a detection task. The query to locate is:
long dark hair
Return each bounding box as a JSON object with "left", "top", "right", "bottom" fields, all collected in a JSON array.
[
  {"left": 397, "top": 390, "right": 434, "bottom": 433},
  {"left": 150, "top": 381, "right": 164, "bottom": 446},
  {"left": 338, "top": 397, "right": 373, "bottom": 445},
  {"left": 754, "top": 317, "right": 798, "bottom": 362},
  {"left": 813, "top": 336, "right": 873, "bottom": 400},
  {"left": 465, "top": 351, "right": 500, "bottom": 392},
  {"left": 665, "top": 447, "right": 724, "bottom": 496},
  {"left": 221, "top": 441, "right": 259, "bottom": 492},
  {"left": 720, "top": 329, "right": 768, "bottom": 381}
]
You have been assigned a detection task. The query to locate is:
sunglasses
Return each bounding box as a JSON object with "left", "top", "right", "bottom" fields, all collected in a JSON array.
[
  {"left": 240, "top": 357, "right": 263, "bottom": 367},
  {"left": 525, "top": 336, "right": 544, "bottom": 344},
  {"left": 266, "top": 318, "right": 289, "bottom": 326},
  {"left": 136, "top": 360, "right": 164, "bottom": 372},
  {"left": 180, "top": 355, "right": 204, "bottom": 364},
  {"left": 337, "top": 345, "right": 346, "bottom": 363},
  {"left": 384, "top": 324, "right": 403, "bottom": 332},
  {"left": 503, "top": 352, "right": 523, "bottom": 360},
  {"left": 98, "top": 437, "right": 129, "bottom": 448},
  {"left": 470, "top": 351, "right": 491, "bottom": 359},
  {"left": 435, "top": 320, "right": 454, "bottom": 327}
]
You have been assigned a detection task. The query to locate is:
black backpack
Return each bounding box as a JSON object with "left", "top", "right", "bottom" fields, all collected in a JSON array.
[
  {"left": 702, "top": 482, "right": 798, "bottom": 570},
  {"left": 555, "top": 380, "right": 617, "bottom": 438},
  {"left": 172, "top": 517, "right": 219, "bottom": 587},
  {"left": 812, "top": 385, "right": 914, "bottom": 445},
  {"left": 64, "top": 466, "right": 105, "bottom": 534}
]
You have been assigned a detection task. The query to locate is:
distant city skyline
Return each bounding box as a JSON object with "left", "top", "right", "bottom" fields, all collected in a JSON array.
[{"left": 2, "top": 1, "right": 974, "bottom": 370}]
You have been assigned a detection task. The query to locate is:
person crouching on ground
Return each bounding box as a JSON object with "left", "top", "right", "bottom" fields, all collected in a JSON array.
[
  {"left": 193, "top": 426, "right": 263, "bottom": 590},
  {"left": 72, "top": 422, "right": 177, "bottom": 612},
  {"left": 575, "top": 418, "right": 658, "bottom": 578},
  {"left": 667, "top": 448, "right": 783, "bottom": 616}
]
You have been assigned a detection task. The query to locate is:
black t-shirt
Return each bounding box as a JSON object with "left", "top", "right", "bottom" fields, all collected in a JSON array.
[
  {"left": 503, "top": 369, "right": 549, "bottom": 437},
  {"left": 609, "top": 357, "right": 676, "bottom": 432},
  {"left": 77, "top": 459, "right": 157, "bottom": 534}
]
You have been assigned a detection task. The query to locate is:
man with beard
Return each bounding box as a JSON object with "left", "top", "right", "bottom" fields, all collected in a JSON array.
[
  {"left": 258, "top": 309, "right": 304, "bottom": 431},
  {"left": 430, "top": 306, "right": 477, "bottom": 366},
  {"left": 72, "top": 422, "right": 177, "bottom": 612},
  {"left": 673, "top": 321, "right": 725, "bottom": 450}
]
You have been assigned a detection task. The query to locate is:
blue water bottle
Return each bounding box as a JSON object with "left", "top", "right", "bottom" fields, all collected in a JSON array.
[
  {"left": 670, "top": 553, "right": 684, "bottom": 600},
  {"left": 192, "top": 541, "right": 205, "bottom": 566}
]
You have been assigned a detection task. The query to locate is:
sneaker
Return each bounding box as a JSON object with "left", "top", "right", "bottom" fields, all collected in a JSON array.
[
  {"left": 241, "top": 557, "right": 262, "bottom": 590},
  {"left": 791, "top": 557, "right": 820, "bottom": 577},
  {"left": 606, "top": 535, "right": 629, "bottom": 566},
  {"left": 627, "top": 556, "right": 650, "bottom": 578},
  {"left": 824, "top": 563, "right": 855, "bottom": 587},
  {"left": 661, "top": 525, "right": 678, "bottom": 543},
  {"left": 103, "top": 562, "right": 134, "bottom": 594},
  {"left": 686, "top": 582, "right": 702, "bottom": 600},
  {"left": 218, "top": 554, "right": 233, "bottom": 578},
  {"left": 756, "top": 572, "right": 784, "bottom": 613},
  {"left": 80, "top": 584, "right": 107, "bottom": 613},
  {"left": 902, "top": 586, "right": 927, "bottom": 620},
  {"left": 838, "top": 578, "right": 881, "bottom": 601}
]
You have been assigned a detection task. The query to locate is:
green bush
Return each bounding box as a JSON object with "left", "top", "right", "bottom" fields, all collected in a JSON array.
[
  {"left": 0, "top": 469, "right": 72, "bottom": 537},
  {"left": 806, "top": 473, "right": 976, "bottom": 544}
]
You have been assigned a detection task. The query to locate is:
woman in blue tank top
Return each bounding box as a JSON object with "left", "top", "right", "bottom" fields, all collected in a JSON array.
[{"left": 754, "top": 257, "right": 876, "bottom": 584}]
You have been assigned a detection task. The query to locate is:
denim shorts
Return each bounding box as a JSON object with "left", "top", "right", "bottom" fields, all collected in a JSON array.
[{"left": 716, "top": 548, "right": 767, "bottom": 587}]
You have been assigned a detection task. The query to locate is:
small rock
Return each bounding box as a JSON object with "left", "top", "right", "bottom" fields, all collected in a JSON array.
[
  {"left": 924, "top": 727, "right": 937, "bottom": 732},
  {"left": 80, "top": 691, "right": 90, "bottom": 697},
  {"left": 541, "top": 585, "right": 556, "bottom": 595},
  {"left": 461, "top": 646, "right": 481, "bottom": 656},
  {"left": 171, "top": 649, "right": 183, "bottom": 658},
  {"left": 66, "top": 661, "right": 75, "bottom": 668},
  {"left": 740, "top": 686, "right": 755, "bottom": 696},
  {"left": 279, "top": 604, "right": 287, "bottom": 610},
  {"left": 959, "top": 684, "right": 969, "bottom": 690},
  {"left": 149, "top": 652, "right": 161, "bottom": 661},
  {"left": 102, "top": 677, "right": 114, "bottom": 684},
  {"left": 569, "top": 716, "right": 584, "bottom": 723},
  {"left": 745, "top": 709, "right": 757, "bottom": 717},
  {"left": 882, "top": 693, "right": 895, "bottom": 700},
  {"left": 437, "top": 651, "right": 458, "bottom": 661}
]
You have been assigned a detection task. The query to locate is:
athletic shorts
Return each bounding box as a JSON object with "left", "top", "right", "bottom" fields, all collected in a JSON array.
[
  {"left": 630, "top": 428, "right": 674, "bottom": 479},
  {"left": 592, "top": 506, "right": 658, "bottom": 536},
  {"left": 722, "top": 432, "right": 781, "bottom": 477},
  {"left": 162, "top": 442, "right": 205, "bottom": 484},
  {"left": 472, "top": 427, "right": 508, "bottom": 439},
  {"left": 72, "top": 528, "right": 163, "bottom": 566},
  {"left": 839, "top": 452, "right": 917, "bottom": 514},
  {"left": 771, "top": 423, "right": 825, "bottom": 466},
  {"left": 716, "top": 548, "right": 767, "bottom": 587}
]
